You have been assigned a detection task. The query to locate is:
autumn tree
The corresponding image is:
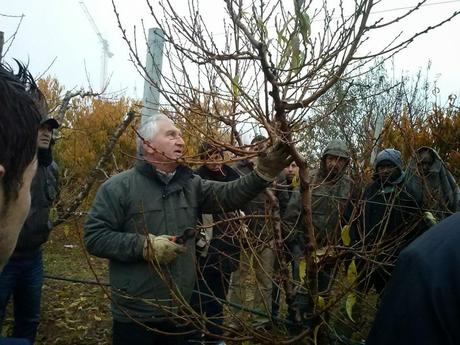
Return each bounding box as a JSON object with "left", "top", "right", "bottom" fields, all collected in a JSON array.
[
  {"left": 382, "top": 104, "right": 460, "bottom": 178},
  {"left": 38, "top": 77, "right": 139, "bottom": 226}
]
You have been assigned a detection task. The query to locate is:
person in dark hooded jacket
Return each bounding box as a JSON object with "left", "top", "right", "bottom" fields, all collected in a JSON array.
[
  {"left": 0, "top": 116, "right": 59, "bottom": 344},
  {"left": 190, "top": 143, "right": 241, "bottom": 342},
  {"left": 407, "top": 146, "right": 460, "bottom": 221},
  {"left": 354, "top": 149, "right": 424, "bottom": 294}
]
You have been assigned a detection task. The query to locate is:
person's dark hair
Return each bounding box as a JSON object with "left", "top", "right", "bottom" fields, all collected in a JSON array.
[
  {"left": 198, "top": 142, "right": 223, "bottom": 160},
  {"left": 0, "top": 61, "right": 44, "bottom": 206}
]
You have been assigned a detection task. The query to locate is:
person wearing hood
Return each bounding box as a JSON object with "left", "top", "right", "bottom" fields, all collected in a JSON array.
[
  {"left": 407, "top": 146, "right": 460, "bottom": 221},
  {"left": 0, "top": 116, "right": 59, "bottom": 344},
  {"left": 284, "top": 140, "right": 354, "bottom": 273},
  {"left": 190, "top": 143, "right": 241, "bottom": 343},
  {"left": 283, "top": 140, "right": 355, "bottom": 328},
  {"left": 354, "top": 148, "right": 424, "bottom": 294}
]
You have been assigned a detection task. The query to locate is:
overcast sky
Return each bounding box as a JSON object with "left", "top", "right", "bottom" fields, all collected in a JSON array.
[{"left": 1, "top": 0, "right": 459, "bottom": 101}]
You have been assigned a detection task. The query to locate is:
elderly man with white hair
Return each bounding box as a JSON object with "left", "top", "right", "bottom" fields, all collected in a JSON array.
[{"left": 84, "top": 114, "right": 293, "bottom": 345}]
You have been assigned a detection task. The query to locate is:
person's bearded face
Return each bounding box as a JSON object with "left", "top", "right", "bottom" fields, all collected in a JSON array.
[
  {"left": 417, "top": 150, "right": 434, "bottom": 176},
  {"left": 324, "top": 154, "right": 347, "bottom": 178},
  {"left": 377, "top": 162, "right": 399, "bottom": 183}
]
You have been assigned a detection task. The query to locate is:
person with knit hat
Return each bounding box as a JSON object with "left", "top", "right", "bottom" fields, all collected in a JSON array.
[
  {"left": 283, "top": 139, "right": 355, "bottom": 333},
  {"left": 354, "top": 148, "right": 425, "bottom": 294}
]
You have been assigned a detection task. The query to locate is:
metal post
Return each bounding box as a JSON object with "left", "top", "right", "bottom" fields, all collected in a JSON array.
[
  {"left": 0, "top": 31, "right": 4, "bottom": 62},
  {"left": 369, "top": 77, "right": 388, "bottom": 165},
  {"left": 370, "top": 113, "right": 384, "bottom": 165},
  {"left": 141, "top": 28, "right": 165, "bottom": 125}
]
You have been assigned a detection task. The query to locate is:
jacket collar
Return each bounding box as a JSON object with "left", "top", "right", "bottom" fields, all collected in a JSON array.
[
  {"left": 195, "top": 164, "right": 240, "bottom": 182},
  {"left": 38, "top": 148, "right": 53, "bottom": 167},
  {"left": 135, "top": 160, "right": 194, "bottom": 187}
]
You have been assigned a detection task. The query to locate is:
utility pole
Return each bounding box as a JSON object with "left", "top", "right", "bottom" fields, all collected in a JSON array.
[{"left": 141, "top": 28, "right": 164, "bottom": 125}]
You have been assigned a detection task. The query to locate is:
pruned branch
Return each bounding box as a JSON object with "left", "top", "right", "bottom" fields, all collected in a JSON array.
[{"left": 54, "top": 89, "right": 102, "bottom": 123}]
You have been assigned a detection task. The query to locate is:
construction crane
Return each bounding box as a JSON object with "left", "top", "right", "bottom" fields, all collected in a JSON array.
[{"left": 79, "top": 1, "right": 114, "bottom": 90}]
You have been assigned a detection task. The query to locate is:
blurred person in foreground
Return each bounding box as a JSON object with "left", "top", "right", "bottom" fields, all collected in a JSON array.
[
  {"left": 0, "top": 115, "right": 59, "bottom": 344},
  {"left": 0, "top": 62, "right": 44, "bottom": 344},
  {"left": 0, "top": 61, "right": 43, "bottom": 271},
  {"left": 367, "top": 212, "right": 460, "bottom": 345}
]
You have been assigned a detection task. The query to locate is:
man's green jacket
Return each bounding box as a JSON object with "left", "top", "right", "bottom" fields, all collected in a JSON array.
[{"left": 84, "top": 160, "right": 268, "bottom": 322}]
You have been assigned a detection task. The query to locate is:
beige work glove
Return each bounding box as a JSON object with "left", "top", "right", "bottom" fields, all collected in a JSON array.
[
  {"left": 143, "top": 234, "right": 187, "bottom": 265},
  {"left": 254, "top": 141, "right": 294, "bottom": 181}
]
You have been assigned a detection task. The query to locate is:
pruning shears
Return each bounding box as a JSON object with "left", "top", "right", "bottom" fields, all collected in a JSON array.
[{"left": 171, "top": 227, "right": 197, "bottom": 245}]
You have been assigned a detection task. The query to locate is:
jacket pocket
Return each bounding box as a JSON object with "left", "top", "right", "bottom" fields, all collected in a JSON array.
[
  {"left": 127, "top": 197, "right": 164, "bottom": 235},
  {"left": 110, "top": 261, "right": 131, "bottom": 293},
  {"left": 176, "top": 191, "right": 199, "bottom": 231},
  {"left": 46, "top": 182, "right": 57, "bottom": 204}
]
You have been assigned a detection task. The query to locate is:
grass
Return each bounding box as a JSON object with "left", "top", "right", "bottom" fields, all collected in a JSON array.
[
  {"left": 1, "top": 223, "right": 112, "bottom": 345},
  {"left": 1, "top": 223, "right": 377, "bottom": 344}
]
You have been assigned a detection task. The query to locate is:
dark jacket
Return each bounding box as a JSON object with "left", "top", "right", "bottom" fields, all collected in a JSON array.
[
  {"left": 233, "top": 160, "right": 289, "bottom": 242},
  {"left": 12, "top": 148, "right": 59, "bottom": 258},
  {"left": 194, "top": 164, "right": 241, "bottom": 273},
  {"left": 276, "top": 172, "right": 296, "bottom": 198},
  {"left": 407, "top": 146, "right": 460, "bottom": 220},
  {"left": 84, "top": 161, "right": 269, "bottom": 322},
  {"left": 360, "top": 178, "right": 422, "bottom": 251},
  {"left": 367, "top": 212, "right": 460, "bottom": 345},
  {"left": 354, "top": 150, "right": 424, "bottom": 266}
]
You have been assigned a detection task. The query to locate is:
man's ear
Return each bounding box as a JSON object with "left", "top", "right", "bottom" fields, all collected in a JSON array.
[
  {"left": 0, "top": 165, "right": 5, "bottom": 179},
  {"left": 142, "top": 142, "right": 154, "bottom": 155}
]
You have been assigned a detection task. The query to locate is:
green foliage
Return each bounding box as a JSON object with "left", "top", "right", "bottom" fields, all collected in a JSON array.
[
  {"left": 293, "top": 0, "right": 311, "bottom": 44},
  {"left": 232, "top": 74, "right": 240, "bottom": 98},
  {"left": 341, "top": 225, "right": 351, "bottom": 246}
]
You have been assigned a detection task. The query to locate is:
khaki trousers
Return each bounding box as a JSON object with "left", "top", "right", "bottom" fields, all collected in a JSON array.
[{"left": 227, "top": 242, "right": 275, "bottom": 324}]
